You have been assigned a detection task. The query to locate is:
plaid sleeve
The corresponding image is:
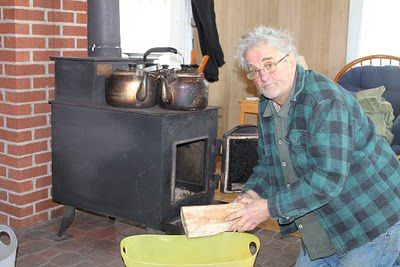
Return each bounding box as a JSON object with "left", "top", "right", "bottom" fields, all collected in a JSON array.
[{"left": 269, "top": 98, "right": 354, "bottom": 220}]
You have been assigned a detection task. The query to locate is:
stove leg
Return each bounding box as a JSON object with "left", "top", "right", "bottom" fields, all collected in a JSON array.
[{"left": 57, "top": 205, "right": 76, "bottom": 237}]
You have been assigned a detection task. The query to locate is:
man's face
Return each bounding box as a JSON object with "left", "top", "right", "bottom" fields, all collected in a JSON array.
[{"left": 245, "top": 43, "right": 296, "bottom": 105}]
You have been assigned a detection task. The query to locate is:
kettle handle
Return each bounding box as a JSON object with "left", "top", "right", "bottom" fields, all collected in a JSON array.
[
  {"left": 143, "top": 47, "right": 178, "bottom": 62},
  {"left": 136, "top": 72, "right": 148, "bottom": 102},
  {"left": 160, "top": 76, "right": 173, "bottom": 104}
]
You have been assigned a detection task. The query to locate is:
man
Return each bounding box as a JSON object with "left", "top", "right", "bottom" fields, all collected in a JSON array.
[{"left": 226, "top": 25, "right": 400, "bottom": 266}]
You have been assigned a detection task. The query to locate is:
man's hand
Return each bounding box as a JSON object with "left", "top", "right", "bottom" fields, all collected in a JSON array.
[{"left": 226, "top": 191, "right": 270, "bottom": 232}]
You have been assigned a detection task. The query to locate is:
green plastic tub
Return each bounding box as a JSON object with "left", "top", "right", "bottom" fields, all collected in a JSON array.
[{"left": 120, "top": 232, "right": 260, "bottom": 267}]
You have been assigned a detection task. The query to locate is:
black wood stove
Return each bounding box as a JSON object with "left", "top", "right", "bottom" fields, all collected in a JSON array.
[{"left": 51, "top": 57, "right": 220, "bottom": 235}]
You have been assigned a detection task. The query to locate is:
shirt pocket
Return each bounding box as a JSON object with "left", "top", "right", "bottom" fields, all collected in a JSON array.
[{"left": 286, "top": 129, "right": 311, "bottom": 175}]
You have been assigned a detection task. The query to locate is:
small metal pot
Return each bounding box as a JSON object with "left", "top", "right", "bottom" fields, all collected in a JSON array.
[{"left": 159, "top": 65, "right": 209, "bottom": 111}]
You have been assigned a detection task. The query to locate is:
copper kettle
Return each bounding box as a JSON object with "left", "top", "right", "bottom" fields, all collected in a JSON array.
[
  {"left": 159, "top": 65, "right": 209, "bottom": 111},
  {"left": 106, "top": 47, "right": 178, "bottom": 108},
  {"left": 106, "top": 63, "right": 160, "bottom": 108}
]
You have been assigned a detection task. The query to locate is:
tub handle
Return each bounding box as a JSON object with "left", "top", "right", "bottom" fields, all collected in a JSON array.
[
  {"left": 249, "top": 241, "right": 258, "bottom": 255},
  {"left": 121, "top": 246, "right": 128, "bottom": 265}
]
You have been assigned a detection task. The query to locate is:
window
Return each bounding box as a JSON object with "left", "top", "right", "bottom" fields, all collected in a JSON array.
[
  {"left": 347, "top": 0, "right": 400, "bottom": 62},
  {"left": 119, "top": 0, "right": 193, "bottom": 67}
]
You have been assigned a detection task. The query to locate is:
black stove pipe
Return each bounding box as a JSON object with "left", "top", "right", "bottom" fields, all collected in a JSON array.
[{"left": 87, "top": 0, "right": 122, "bottom": 57}]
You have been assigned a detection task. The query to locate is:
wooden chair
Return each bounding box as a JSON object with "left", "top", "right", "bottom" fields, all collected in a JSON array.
[
  {"left": 334, "top": 54, "right": 400, "bottom": 154},
  {"left": 334, "top": 54, "right": 400, "bottom": 82}
]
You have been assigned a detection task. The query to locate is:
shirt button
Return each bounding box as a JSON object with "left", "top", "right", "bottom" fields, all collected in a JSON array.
[
  {"left": 286, "top": 183, "right": 291, "bottom": 189},
  {"left": 278, "top": 139, "right": 283, "bottom": 145},
  {"left": 281, "top": 161, "right": 287, "bottom": 167},
  {"left": 298, "top": 224, "right": 304, "bottom": 229}
]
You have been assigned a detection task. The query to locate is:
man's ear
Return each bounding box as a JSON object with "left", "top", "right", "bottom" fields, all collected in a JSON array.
[{"left": 288, "top": 54, "right": 297, "bottom": 70}]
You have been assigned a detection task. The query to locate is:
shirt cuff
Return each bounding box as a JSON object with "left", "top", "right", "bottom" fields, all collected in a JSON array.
[{"left": 268, "top": 194, "right": 291, "bottom": 222}]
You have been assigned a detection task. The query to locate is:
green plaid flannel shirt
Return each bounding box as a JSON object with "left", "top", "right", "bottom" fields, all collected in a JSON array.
[{"left": 243, "top": 65, "right": 400, "bottom": 256}]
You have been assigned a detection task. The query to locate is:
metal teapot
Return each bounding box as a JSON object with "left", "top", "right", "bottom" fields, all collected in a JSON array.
[
  {"left": 106, "top": 63, "right": 160, "bottom": 108},
  {"left": 106, "top": 47, "right": 178, "bottom": 108},
  {"left": 159, "top": 65, "right": 209, "bottom": 111}
]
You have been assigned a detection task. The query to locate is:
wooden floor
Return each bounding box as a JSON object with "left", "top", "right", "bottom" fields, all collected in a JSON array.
[{"left": 214, "top": 189, "right": 301, "bottom": 237}]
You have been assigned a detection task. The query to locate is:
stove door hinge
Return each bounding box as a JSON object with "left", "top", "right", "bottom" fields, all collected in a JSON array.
[
  {"left": 209, "top": 138, "right": 223, "bottom": 190},
  {"left": 213, "top": 138, "right": 223, "bottom": 157}
]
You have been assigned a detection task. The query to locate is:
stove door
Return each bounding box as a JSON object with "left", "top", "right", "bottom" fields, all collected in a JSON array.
[{"left": 220, "top": 125, "right": 259, "bottom": 193}]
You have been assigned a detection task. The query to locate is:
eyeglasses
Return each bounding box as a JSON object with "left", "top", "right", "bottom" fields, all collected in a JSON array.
[{"left": 246, "top": 54, "right": 289, "bottom": 80}]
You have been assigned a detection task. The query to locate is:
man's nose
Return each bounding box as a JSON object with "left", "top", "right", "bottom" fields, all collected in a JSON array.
[{"left": 258, "top": 69, "right": 271, "bottom": 81}]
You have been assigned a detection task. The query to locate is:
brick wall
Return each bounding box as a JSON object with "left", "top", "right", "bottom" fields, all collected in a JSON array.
[{"left": 0, "top": 0, "right": 88, "bottom": 228}]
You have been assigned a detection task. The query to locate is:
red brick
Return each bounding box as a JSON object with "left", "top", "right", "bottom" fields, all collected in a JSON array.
[
  {"left": 47, "top": 11, "right": 74, "bottom": 23},
  {"left": 0, "top": 129, "right": 32, "bottom": 143},
  {"left": 0, "top": 77, "right": 31, "bottom": 89},
  {"left": 6, "top": 91, "right": 46, "bottom": 103},
  {"left": 34, "top": 151, "right": 51, "bottom": 164},
  {"left": 0, "top": 154, "right": 32, "bottom": 168},
  {"left": 0, "top": 50, "right": 30, "bottom": 62},
  {"left": 0, "top": 103, "right": 32, "bottom": 116},
  {"left": 33, "top": 77, "right": 54, "bottom": 88},
  {"left": 10, "top": 212, "right": 48, "bottom": 229},
  {"left": 5, "top": 64, "right": 45, "bottom": 76},
  {"left": 0, "top": 0, "right": 29, "bottom": 6},
  {"left": 63, "top": 0, "right": 87, "bottom": 11},
  {"left": 34, "top": 127, "right": 51, "bottom": 139},
  {"left": 35, "top": 198, "right": 59, "bottom": 212},
  {"left": 8, "top": 140, "right": 48, "bottom": 156},
  {"left": 63, "top": 50, "right": 87, "bottom": 57},
  {"left": 77, "top": 39, "right": 88, "bottom": 49},
  {"left": 4, "top": 37, "right": 46, "bottom": 49},
  {"left": 48, "top": 64, "right": 55, "bottom": 75},
  {"left": 0, "top": 23, "right": 29, "bottom": 34},
  {"left": 8, "top": 165, "right": 48, "bottom": 181},
  {"left": 33, "top": 0, "right": 61, "bottom": 9},
  {"left": 35, "top": 175, "right": 51, "bottom": 189},
  {"left": 7, "top": 115, "right": 48, "bottom": 130},
  {"left": 32, "top": 24, "right": 60, "bottom": 36},
  {"left": 33, "top": 50, "right": 60, "bottom": 62},
  {"left": 76, "top": 13, "right": 87, "bottom": 24},
  {"left": 0, "top": 213, "right": 7, "bottom": 225},
  {"left": 9, "top": 188, "right": 48, "bottom": 205},
  {"left": 0, "top": 190, "right": 7, "bottom": 201},
  {"left": 0, "top": 178, "right": 34, "bottom": 193},
  {"left": 0, "top": 165, "right": 6, "bottom": 176},
  {"left": 48, "top": 38, "right": 75, "bottom": 49},
  {"left": 50, "top": 206, "right": 64, "bottom": 218},
  {"left": 63, "top": 25, "right": 87, "bottom": 36},
  {"left": 49, "top": 88, "right": 55, "bottom": 100},
  {"left": 2, "top": 202, "right": 33, "bottom": 217},
  {"left": 3, "top": 8, "right": 44, "bottom": 21},
  {"left": 34, "top": 103, "right": 51, "bottom": 114}
]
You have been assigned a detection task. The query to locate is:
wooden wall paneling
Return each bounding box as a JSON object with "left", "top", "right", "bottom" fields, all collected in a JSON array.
[{"left": 328, "top": 0, "right": 350, "bottom": 79}]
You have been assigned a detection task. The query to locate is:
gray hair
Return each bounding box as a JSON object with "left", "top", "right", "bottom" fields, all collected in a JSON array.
[{"left": 235, "top": 25, "right": 298, "bottom": 70}]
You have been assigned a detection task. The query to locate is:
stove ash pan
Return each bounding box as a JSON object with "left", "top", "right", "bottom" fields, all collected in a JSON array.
[{"left": 220, "top": 125, "right": 259, "bottom": 193}]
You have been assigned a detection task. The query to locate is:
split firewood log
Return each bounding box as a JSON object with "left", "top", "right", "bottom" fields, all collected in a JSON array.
[{"left": 180, "top": 202, "right": 246, "bottom": 238}]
